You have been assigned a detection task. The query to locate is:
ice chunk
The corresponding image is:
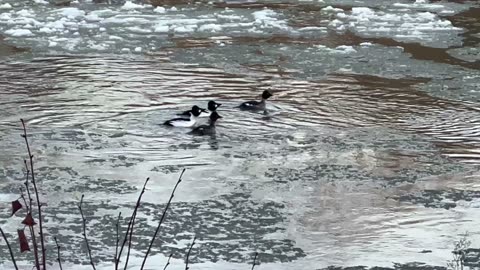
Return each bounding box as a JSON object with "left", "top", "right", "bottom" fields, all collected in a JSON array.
[
  {"left": 322, "top": 6, "right": 343, "bottom": 12},
  {"left": 45, "top": 19, "right": 66, "bottom": 29},
  {"left": 335, "top": 45, "right": 357, "bottom": 53},
  {"left": 34, "top": 0, "right": 49, "bottom": 4},
  {"left": 121, "top": 1, "right": 147, "bottom": 10},
  {"left": 17, "top": 9, "right": 34, "bottom": 17},
  {"left": 5, "top": 29, "right": 33, "bottom": 37},
  {"left": 127, "top": 26, "right": 152, "bottom": 34},
  {"left": 198, "top": 23, "right": 222, "bottom": 32},
  {"left": 154, "top": 6, "right": 166, "bottom": 13},
  {"left": 60, "top": 8, "right": 86, "bottom": 19},
  {"left": 39, "top": 27, "right": 55, "bottom": 33},
  {"left": 253, "top": 9, "right": 289, "bottom": 30},
  {"left": 134, "top": 47, "right": 142, "bottom": 52},
  {"left": 85, "top": 13, "right": 102, "bottom": 22},
  {"left": 360, "top": 42, "right": 373, "bottom": 46},
  {"left": 154, "top": 24, "right": 169, "bottom": 32},
  {"left": 0, "top": 3, "right": 12, "bottom": 9},
  {"left": 173, "top": 25, "right": 197, "bottom": 33}
]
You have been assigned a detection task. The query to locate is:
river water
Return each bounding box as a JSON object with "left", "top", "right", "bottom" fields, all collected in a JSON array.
[{"left": 0, "top": 0, "right": 479, "bottom": 269}]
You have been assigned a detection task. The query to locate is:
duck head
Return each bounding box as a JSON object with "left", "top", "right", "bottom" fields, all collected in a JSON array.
[
  {"left": 208, "top": 101, "right": 222, "bottom": 111},
  {"left": 262, "top": 90, "right": 273, "bottom": 100}
]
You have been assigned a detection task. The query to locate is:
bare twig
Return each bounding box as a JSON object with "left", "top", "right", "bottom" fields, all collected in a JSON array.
[
  {"left": 163, "top": 254, "right": 173, "bottom": 270},
  {"left": 140, "top": 169, "right": 186, "bottom": 270},
  {"left": 54, "top": 237, "right": 63, "bottom": 270},
  {"left": 0, "top": 227, "right": 19, "bottom": 270},
  {"left": 78, "top": 194, "right": 96, "bottom": 270},
  {"left": 121, "top": 178, "right": 150, "bottom": 270},
  {"left": 28, "top": 223, "right": 41, "bottom": 270},
  {"left": 251, "top": 252, "right": 258, "bottom": 270},
  {"left": 19, "top": 188, "right": 29, "bottom": 213},
  {"left": 23, "top": 160, "right": 33, "bottom": 210},
  {"left": 115, "top": 212, "right": 122, "bottom": 265},
  {"left": 23, "top": 161, "right": 40, "bottom": 270},
  {"left": 21, "top": 119, "right": 46, "bottom": 270},
  {"left": 185, "top": 236, "right": 196, "bottom": 270}
]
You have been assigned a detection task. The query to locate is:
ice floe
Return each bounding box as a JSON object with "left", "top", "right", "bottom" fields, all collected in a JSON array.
[
  {"left": 0, "top": 0, "right": 469, "bottom": 53},
  {"left": 121, "top": 1, "right": 149, "bottom": 10},
  {"left": 0, "top": 3, "right": 12, "bottom": 10},
  {"left": 5, "top": 28, "right": 33, "bottom": 37},
  {"left": 329, "top": 6, "right": 463, "bottom": 47}
]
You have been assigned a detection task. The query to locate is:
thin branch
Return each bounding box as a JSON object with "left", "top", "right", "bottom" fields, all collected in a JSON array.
[
  {"left": 115, "top": 212, "right": 121, "bottom": 265},
  {"left": 54, "top": 237, "right": 63, "bottom": 270},
  {"left": 23, "top": 160, "right": 33, "bottom": 210},
  {"left": 21, "top": 163, "right": 41, "bottom": 270},
  {"left": 0, "top": 227, "right": 19, "bottom": 270},
  {"left": 163, "top": 254, "right": 173, "bottom": 270},
  {"left": 140, "top": 169, "right": 185, "bottom": 270},
  {"left": 251, "top": 252, "right": 258, "bottom": 270},
  {"left": 185, "top": 236, "right": 196, "bottom": 270},
  {"left": 122, "top": 178, "right": 150, "bottom": 270},
  {"left": 78, "top": 194, "right": 96, "bottom": 270},
  {"left": 28, "top": 225, "right": 41, "bottom": 270},
  {"left": 20, "top": 188, "right": 30, "bottom": 213},
  {"left": 21, "top": 119, "right": 46, "bottom": 270}
]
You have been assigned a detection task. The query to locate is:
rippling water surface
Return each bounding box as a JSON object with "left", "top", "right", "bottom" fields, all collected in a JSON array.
[{"left": 0, "top": 0, "right": 480, "bottom": 269}]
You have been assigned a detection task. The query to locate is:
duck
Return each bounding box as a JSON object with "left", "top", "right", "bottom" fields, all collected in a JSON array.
[
  {"left": 164, "top": 105, "right": 202, "bottom": 127},
  {"left": 238, "top": 90, "right": 272, "bottom": 111},
  {"left": 188, "top": 111, "right": 222, "bottom": 136},
  {"left": 177, "top": 101, "right": 221, "bottom": 118}
]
